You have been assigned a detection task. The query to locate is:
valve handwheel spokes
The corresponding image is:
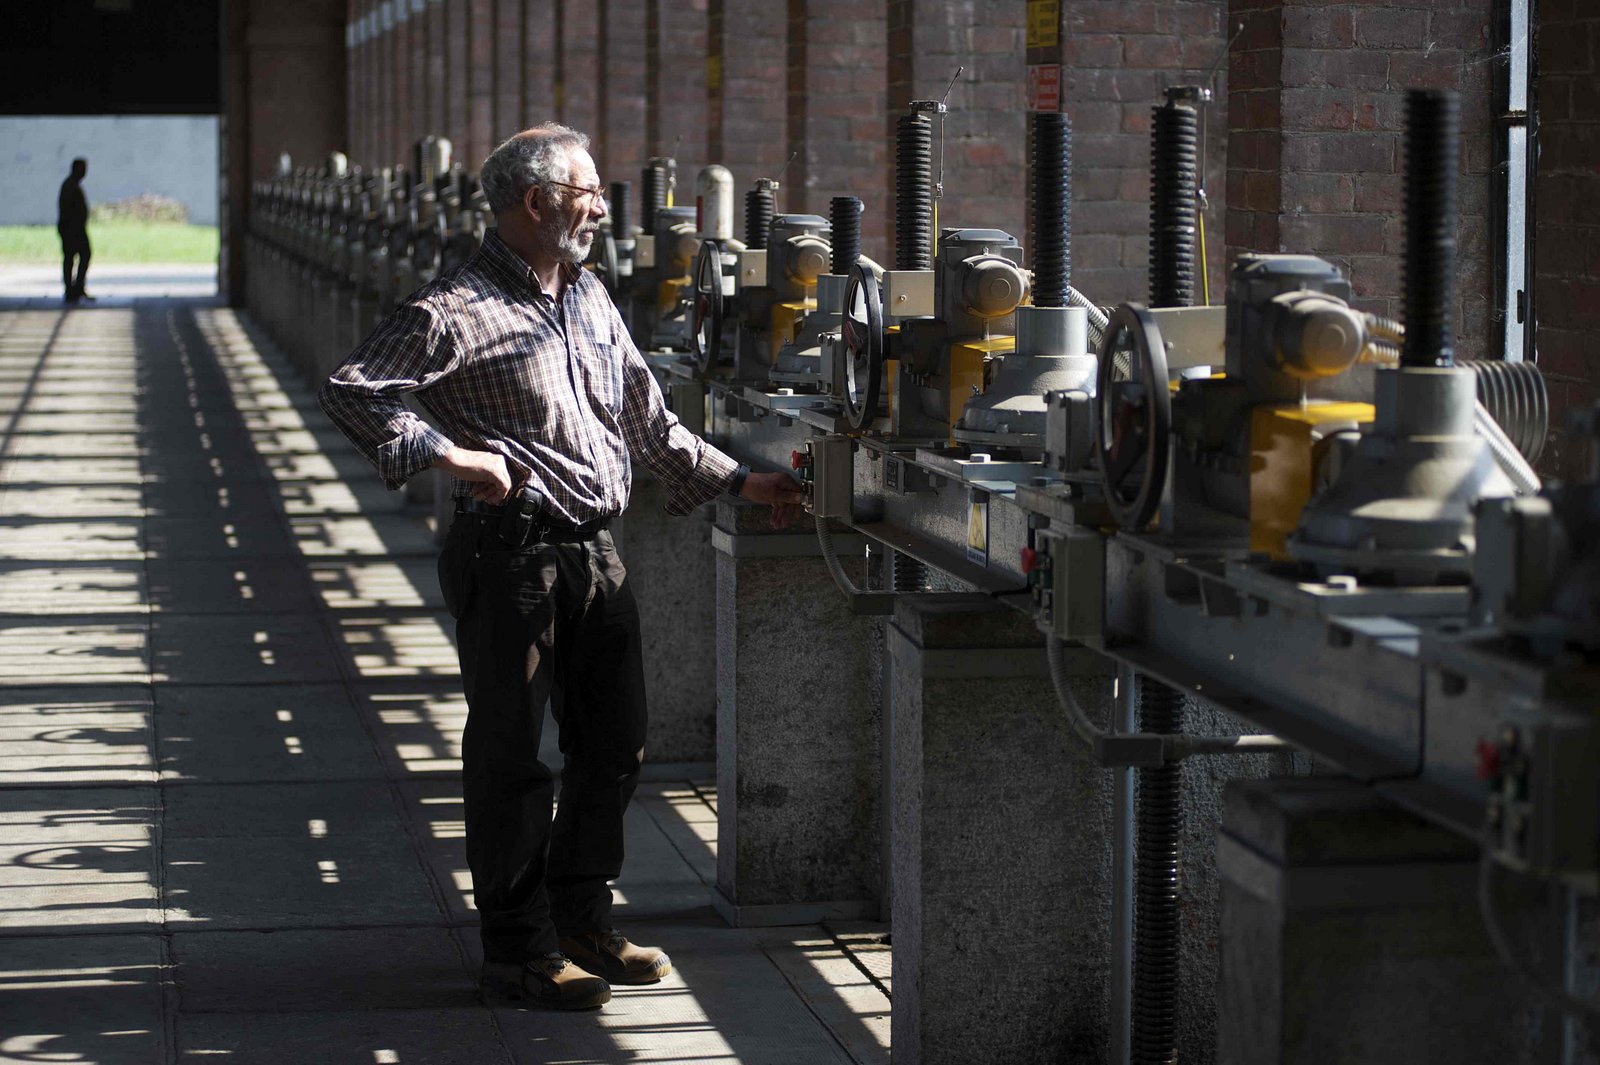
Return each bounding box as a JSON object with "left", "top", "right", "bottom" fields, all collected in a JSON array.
[
  {"left": 1095, "top": 303, "right": 1171, "bottom": 531},
  {"left": 690, "top": 239, "right": 725, "bottom": 373},
  {"left": 843, "top": 262, "right": 885, "bottom": 431}
]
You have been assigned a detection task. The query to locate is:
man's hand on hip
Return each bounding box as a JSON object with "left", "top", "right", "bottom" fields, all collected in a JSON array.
[
  {"left": 739, "top": 471, "right": 806, "bottom": 529},
  {"left": 435, "top": 446, "right": 514, "bottom": 504}
]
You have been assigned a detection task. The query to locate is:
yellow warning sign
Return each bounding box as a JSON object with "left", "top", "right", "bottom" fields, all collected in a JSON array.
[{"left": 1026, "top": 0, "right": 1059, "bottom": 50}]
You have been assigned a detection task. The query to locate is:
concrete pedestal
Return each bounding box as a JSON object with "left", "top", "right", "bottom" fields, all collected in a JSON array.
[
  {"left": 890, "top": 597, "right": 1115, "bottom": 1065},
  {"left": 615, "top": 475, "right": 720, "bottom": 766},
  {"left": 711, "top": 500, "right": 880, "bottom": 926},
  {"left": 1218, "top": 777, "right": 1551, "bottom": 1063}
]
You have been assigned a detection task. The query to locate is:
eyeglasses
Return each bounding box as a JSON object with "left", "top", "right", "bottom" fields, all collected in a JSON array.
[{"left": 545, "top": 179, "right": 607, "bottom": 204}]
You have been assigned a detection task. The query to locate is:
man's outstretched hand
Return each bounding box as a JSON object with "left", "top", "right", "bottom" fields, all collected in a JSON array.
[
  {"left": 739, "top": 471, "right": 806, "bottom": 529},
  {"left": 435, "top": 446, "right": 514, "bottom": 504}
]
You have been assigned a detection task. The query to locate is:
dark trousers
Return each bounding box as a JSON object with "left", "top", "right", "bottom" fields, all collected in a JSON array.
[
  {"left": 438, "top": 515, "right": 647, "bottom": 963},
  {"left": 61, "top": 232, "right": 89, "bottom": 299}
]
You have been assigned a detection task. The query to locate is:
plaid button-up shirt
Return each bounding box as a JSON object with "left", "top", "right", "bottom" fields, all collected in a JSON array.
[{"left": 319, "top": 228, "right": 739, "bottom": 523}]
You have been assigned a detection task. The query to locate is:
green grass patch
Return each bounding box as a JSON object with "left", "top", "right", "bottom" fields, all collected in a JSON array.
[{"left": 0, "top": 221, "right": 219, "bottom": 264}]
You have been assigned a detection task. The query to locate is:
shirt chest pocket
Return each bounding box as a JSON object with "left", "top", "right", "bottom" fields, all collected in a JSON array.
[{"left": 582, "top": 337, "right": 625, "bottom": 417}]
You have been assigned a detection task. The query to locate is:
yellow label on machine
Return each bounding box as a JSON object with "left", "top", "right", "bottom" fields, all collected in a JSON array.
[{"left": 1249, "top": 402, "right": 1373, "bottom": 558}]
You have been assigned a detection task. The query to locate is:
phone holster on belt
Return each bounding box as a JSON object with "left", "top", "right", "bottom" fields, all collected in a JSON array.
[{"left": 498, "top": 484, "right": 542, "bottom": 547}]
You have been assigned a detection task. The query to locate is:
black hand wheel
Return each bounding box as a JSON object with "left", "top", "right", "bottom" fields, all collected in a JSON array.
[
  {"left": 690, "top": 239, "right": 725, "bottom": 373},
  {"left": 1095, "top": 303, "right": 1171, "bottom": 531},
  {"left": 592, "top": 230, "right": 620, "bottom": 297},
  {"left": 842, "top": 262, "right": 885, "bottom": 430}
]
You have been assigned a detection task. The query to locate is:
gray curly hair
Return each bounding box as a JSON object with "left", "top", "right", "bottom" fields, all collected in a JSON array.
[{"left": 478, "top": 123, "right": 591, "bottom": 215}]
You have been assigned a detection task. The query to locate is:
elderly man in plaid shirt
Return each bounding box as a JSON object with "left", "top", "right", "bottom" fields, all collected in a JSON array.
[{"left": 321, "top": 122, "right": 803, "bottom": 1011}]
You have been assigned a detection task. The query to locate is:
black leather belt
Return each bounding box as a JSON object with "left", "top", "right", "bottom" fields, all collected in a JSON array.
[{"left": 455, "top": 498, "right": 610, "bottom": 545}]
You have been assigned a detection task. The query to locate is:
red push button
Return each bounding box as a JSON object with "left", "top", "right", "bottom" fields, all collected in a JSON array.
[
  {"left": 1475, "top": 739, "right": 1502, "bottom": 782},
  {"left": 1020, "top": 547, "right": 1039, "bottom": 574}
]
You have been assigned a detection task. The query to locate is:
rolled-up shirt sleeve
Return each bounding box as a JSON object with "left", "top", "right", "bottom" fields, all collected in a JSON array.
[
  {"left": 613, "top": 311, "right": 739, "bottom": 516},
  {"left": 318, "top": 299, "right": 460, "bottom": 490}
]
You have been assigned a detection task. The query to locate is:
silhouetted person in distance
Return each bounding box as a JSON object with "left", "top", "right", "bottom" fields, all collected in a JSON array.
[{"left": 58, "top": 158, "right": 94, "bottom": 304}]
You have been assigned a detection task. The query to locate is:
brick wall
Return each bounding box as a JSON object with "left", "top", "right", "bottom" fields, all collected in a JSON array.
[
  {"left": 1063, "top": 0, "right": 1229, "bottom": 306},
  {"left": 788, "top": 0, "right": 889, "bottom": 259},
  {"left": 598, "top": 0, "right": 648, "bottom": 181},
  {"left": 558, "top": 0, "right": 601, "bottom": 136},
  {"left": 1227, "top": 0, "right": 1497, "bottom": 358},
  {"left": 890, "top": 0, "right": 1027, "bottom": 254},
  {"left": 1534, "top": 0, "right": 1600, "bottom": 473},
  {"left": 709, "top": 0, "right": 788, "bottom": 238},
  {"left": 653, "top": 0, "right": 710, "bottom": 169}
]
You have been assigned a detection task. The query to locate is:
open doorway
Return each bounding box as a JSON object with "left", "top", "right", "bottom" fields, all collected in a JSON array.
[{"left": 0, "top": 115, "right": 220, "bottom": 303}]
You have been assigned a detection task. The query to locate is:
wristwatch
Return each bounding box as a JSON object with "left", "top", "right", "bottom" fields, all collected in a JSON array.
[{"left": 728, "top": 463, "right": 750, "bottom": 497}]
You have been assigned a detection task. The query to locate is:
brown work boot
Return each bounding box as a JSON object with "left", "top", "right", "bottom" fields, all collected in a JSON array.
[
  {"left": 479, "top": 952, "right": 611, "bottom": 1009},
  {"left": 559, "top": 930, "right": 673, "bottom": 985}
]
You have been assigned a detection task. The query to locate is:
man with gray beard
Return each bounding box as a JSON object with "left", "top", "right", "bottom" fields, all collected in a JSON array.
[{"left": 320, "top": 123, "right": 802, "bottom": 1011}]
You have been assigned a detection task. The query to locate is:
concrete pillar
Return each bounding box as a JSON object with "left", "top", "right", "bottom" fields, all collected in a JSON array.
[
  {"left": 711, "top": 500, "right": 881, "bottom": 926},
  {"left": 1217, "top": 776, "right": 1551, "bottom": 1063},
  {"left": 889, "top": 597, "right": 1114, "bottom": 1065},
  {"left": 614, "top": 476, "right": 718, "bottom": 766}
]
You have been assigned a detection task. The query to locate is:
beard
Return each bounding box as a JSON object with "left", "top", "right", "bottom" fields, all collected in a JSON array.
[{"left": 540, "top": 208, "right": 599, "bottom": 265}]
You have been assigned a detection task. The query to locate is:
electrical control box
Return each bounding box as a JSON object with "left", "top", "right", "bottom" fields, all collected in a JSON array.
[
  {"left": 794, "top": 435, "right": 854, "bottom": 519},
  {"left": 1029, "top": 526, "right": 1105, "bottom": 646},
  {"left": 1481, "top": 713, "right": 1600, "bottom": 886}
]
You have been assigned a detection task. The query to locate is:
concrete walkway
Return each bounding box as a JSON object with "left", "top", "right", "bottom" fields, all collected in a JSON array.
[
  {"left": 0, "top": 263, "right": 218, "bottom": 305},
  {"left": 0, "top": 300, "right": 890, "bottom": 1064}
]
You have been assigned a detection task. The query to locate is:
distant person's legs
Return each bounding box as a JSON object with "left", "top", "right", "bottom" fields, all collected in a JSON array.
[{"left": 61, "top": 234, "right": 90, "bottom": 302}]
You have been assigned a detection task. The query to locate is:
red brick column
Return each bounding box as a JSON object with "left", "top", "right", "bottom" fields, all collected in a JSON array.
[
  {"left": 786, "top": 0, "right": 889, "bottom": 259},
  {"left": 493, "top": 0, "right": 523, "bottom": 142},
  {"left": 410, "top": 0, "right": 429, "bottom": 142},
  {"left": 466, "top": 0, "right": 494, "bottom": 165},
  {"left": 1225, "top": 0, "right": 1496, "bottom": 351},
  {"left": 524, "top": 0, "right": 557, "bottom": 131},
  {"left": 394, "top": 0, "right": 413, "bottom": 157},
  {"left": 1533, "top": 1, "right": 1600, "bottom": 471},
  {"left": 426, "top": 0, "right": 446, "bottom": 138},
  {"left": 707, "top": 0, "right": 786, "bottom": 227},
  {"left": 652, "top": 0, "right": 709, "bottom": 167},
  {"left": 446, "top": 0, "right": 469, "bottom": 161},
  {"left": 598, "top": 0, "right": 648, "bottom": 181},
  {"left": 1059, "top": 0, "right": 1227, "bottom": 305},
  {"left": 559, "top": 0, "right": 600, "bottom": 136}
]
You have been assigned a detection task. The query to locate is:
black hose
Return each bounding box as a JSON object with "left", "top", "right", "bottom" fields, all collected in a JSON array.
[
  {"left": 895, "top": 112, "right": 933, "bottom": 271},
  {"left": 830, "top": 196, "right": 863, "bottom": 276},
  {"left": 609, "top": 180, "right": 633, "bottom": 239},
  {"left": 1149, "top": 90, "right": 1199, "bottom": 308},
  {"left": 641, "top": 159, "right": 670, "bottom": 236},
  {"left": 1403, "top": 89, "right": 1460, "bottom": 368},
  {"left": 1032, "top": 111, "right": 1072, "bottom": 308},
  {"left": 1132, "top": 676, "right": 1182, "bottom": 1065},
  {"left": 746, "top": 185, "right": 775, "bottom": 250}
]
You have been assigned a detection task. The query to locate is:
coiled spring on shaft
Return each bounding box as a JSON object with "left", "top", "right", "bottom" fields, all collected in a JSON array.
[
  {"left": 745, "top": 185, "right": 775, "bottom": 250},
  {"left": 1149, "top": 91, "right": 1199, "bottom": 309},
  {"left": 1031, "top": 111, "right": 1072, "bottom": 308},
  {"left": 891, "top": 551, "right": 929, "bottom": 593},
  {"left": 1461, "top": 359, "right": 1549, "bottom": 465},
  {"left": 895, "top": 113, "right": 934, "bottom": 271},
  {"left": 1132, "top": 676, "right": 1182, "bottom": 1065},
  {"left": 830, "top": 196, "right": 863, "bottom": 276},
  {"left": 1403, "top": 90, "right": 1460, "bottom": 368},
  {"left": 641, "top": 160, "right": 671, "bottom": 237},
  {"left": 609, "top": 181, "right": 633, "bottom": 240}
]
